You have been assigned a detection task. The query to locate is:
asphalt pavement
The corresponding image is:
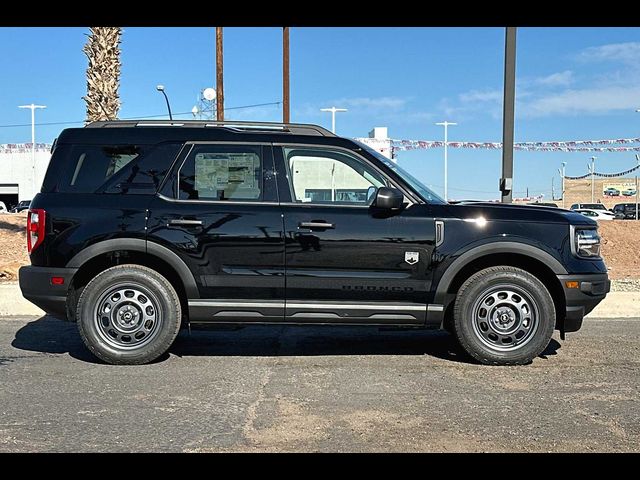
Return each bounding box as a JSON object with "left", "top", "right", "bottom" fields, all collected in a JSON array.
[{"left": 1, "top": 316, "right": 639, "bottom": 452}]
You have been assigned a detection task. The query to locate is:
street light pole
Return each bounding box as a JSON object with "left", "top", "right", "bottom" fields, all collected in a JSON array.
[
  {"left": 155, "top": 85, "right": 173, "bottom": 121},
  {"left": 435, "top": 121, "right": 457, "bottom": 202},
  {"left": 636, "top": 154, "right": 640, "bottom": 220},
  {"left": 590, "top": 156, "right": 596, "bottom": 203},
  {"left": 18, "top": 104, "right": 46, "bottom": 197},
  {"left": 320, "top": 107, "right": 347, "bottom": 134},
  {"left": 559, "top": 161, "right": 566, "bottom": 209}
]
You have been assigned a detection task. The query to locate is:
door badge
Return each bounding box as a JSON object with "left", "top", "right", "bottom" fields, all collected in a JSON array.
[{"left": 405, "top": 251, "right": 419, "bottom": 265}]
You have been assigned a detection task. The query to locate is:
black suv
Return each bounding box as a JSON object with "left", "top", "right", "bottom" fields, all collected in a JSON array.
[
  {"left": 612, "top": 203, "right": 638, "bottom": 220},
  {"left": 20, "top": 121, "right": 610, "bottom": 365},
  {"left": 10, "top": 200, "right": 31, "bottom": 213}
]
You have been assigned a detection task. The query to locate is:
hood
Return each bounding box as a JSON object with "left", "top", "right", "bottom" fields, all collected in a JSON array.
[{"left": 446, "top": 201, "right": 597, "bottom": 225}]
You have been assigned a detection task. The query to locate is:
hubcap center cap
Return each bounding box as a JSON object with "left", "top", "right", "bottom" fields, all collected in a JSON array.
[
  {"left": 115, "top": 305, "right": 140, "bottom": 329},
  {"left": 491, "top": 306, "right": 517, "bottom": 331}
]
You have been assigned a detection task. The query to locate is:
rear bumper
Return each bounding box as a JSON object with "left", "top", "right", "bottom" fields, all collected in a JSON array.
[
  {"left": 557, "top": 273, "right": 610, "bottom": 333},
  {"left": 19, "top": 266, "right": 77, "bottom": 320}
]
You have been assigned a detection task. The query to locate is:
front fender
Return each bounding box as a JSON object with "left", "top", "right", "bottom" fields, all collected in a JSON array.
[{"left": 432, "top": 240, "right": 567, "bottom": 306}]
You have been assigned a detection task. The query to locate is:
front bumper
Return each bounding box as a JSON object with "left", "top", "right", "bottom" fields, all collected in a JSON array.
[
  {"left": 19, "top": 265, "right": 77, "bottom": 320},
  {"left": 557, "top": 273, "right": 610, "bottom": 333}
]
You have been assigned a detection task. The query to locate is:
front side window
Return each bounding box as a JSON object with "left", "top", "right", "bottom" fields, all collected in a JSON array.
[
  {"left": 178, "top": 145, "right": 262, "bottom": 201},
  {"left": 284, "top": 147, "right": 386, "bottom": 205}
]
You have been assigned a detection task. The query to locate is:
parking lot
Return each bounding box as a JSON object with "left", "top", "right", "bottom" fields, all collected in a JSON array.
[{"left": 0, "top": 316, "right": 639, "bottom": 452}]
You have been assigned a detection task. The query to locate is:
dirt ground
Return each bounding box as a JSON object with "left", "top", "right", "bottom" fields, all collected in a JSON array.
[
  {"left": 0, "top": 213, "right": 27, "bottom": 281},
  {"left": 1, "top": 212, "right": 639, "bottom": 281},
  {"left": 598, "top": 222, "right": 640, "bottom": 279}
]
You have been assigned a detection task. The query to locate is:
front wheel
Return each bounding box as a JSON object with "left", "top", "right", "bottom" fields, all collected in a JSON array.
[
  {"left": 76, "top": 264, "right": 182, "bottom": 365},
  {"left": 453, "top": 266, "right": 555, "bottom": 365}
]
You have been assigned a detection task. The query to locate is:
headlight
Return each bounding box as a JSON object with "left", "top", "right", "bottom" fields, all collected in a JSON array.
[{"left": 571, "top": 226, "right": 601, "bottom": 258}]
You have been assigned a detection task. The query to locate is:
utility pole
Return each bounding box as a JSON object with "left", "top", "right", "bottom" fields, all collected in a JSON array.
[
  {"left": 500, "top": 27, "right": 517, "bottom": 204},
  {"left": 18, "top": 104, "right": 46, "bottom": 197},
  {"left": 320, "top": 107, "right": 347, "bottom": 134},
  {"left": 216, "top": 27, "right": 224, "bottom": 121},
  {"left": 435, "top": 121, "right": 457, "bottom": 202},
  {"left": 551, "top": 177, "right": 555, "bottom": 201},
  {"left": 590, "top": 156, "right": 596, "bottom": 203},
  {"left": 283, "top": 27, "right": 290, "bottom": 124}
]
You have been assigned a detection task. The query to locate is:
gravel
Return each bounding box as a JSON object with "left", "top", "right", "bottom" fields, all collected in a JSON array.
[{"left": 611, "top": 279, "right": 640, "bottom": 292}]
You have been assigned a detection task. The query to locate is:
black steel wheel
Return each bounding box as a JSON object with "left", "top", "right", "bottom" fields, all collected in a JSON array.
[
  {"left": 453, "top": 266, "right": 555, "bottom": 365},
  {"left": 77, "top": 265, "right": 181, "bottom": 365}
]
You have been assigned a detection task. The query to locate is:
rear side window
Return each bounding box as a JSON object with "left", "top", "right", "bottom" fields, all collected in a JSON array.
[
  {"left": 68, "top": 145, "right": 140, "bottom": 192},
  {"left": 104, "top": 143, "right": 182, "bottom": 194},
  {"left": 177, "top": 144, "right": 263, "bottom": 201},
  {"left": 47, "top": 143, "right": 181, "bottom": 194}
]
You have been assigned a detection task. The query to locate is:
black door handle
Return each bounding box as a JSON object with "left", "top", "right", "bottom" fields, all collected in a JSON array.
[
  {"left": 298, "top": 221, "right": 335, "bottom": 230},
  {"left": 168, "top": 219, "right": 203, "bottom": 227}
]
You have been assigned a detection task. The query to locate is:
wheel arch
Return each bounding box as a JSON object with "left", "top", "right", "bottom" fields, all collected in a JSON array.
[
  {"left": 65, "top": 239, "right": 199, "bottom": 321},
  {"left": 435, "top": 242, "right": 567, "bottom": 330}
]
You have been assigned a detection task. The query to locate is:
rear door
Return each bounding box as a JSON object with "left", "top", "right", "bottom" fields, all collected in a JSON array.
[{"left": 147, "top": 142, "right": 285, "bottom": 322}]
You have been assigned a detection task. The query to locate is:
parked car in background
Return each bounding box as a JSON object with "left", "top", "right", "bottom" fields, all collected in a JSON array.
[
  {"left": 603, "top": 187, "right": 620, "bottom": 196},
  {"left": 10, "top": 200, "right": 31, "bottom": 213},
  {"left": 574, "top": 209, "right": 616, "bottom": 221},
  {"left": 570, "top": 203, "right": 609, "bottom": 212},
  {"left": 622, "top": 188, "right": 637, "bottom": 196},
  {"left": 0, "top": 201, "right": 7, "bottom": 213},
  {"left": 612, "top": 203, "right": 639, "bottom": 219}
]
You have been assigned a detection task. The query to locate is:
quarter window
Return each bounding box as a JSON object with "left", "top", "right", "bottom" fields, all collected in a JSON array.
[
  {"left": 178, "top": 145, "right": 262, "bottom": 201},
  {"left": 65, "top": 145, "right": 143, "bottom": 192}
]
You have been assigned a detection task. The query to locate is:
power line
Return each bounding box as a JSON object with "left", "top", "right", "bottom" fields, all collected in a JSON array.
[{"left": 0, "top": 101, "right": 282, "bottom": 129}]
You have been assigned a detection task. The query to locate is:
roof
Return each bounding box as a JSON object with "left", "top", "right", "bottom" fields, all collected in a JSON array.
[{"left": 56, "top": 120, "right": 354, "bottom": 147}]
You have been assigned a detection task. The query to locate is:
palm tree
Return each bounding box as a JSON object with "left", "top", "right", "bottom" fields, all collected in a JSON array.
[{"left": 83, "top": 27, "right": 122, "bottom": 122}]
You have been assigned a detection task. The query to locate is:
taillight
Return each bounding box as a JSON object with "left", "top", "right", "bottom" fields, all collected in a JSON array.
[{"left": 27, "top": 209, "right": 46, "bottom": 254}]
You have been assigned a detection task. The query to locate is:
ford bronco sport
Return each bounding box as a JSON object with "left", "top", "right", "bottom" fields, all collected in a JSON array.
[{"left": 19, "top": 120, "right": 610, "bottom": 365}]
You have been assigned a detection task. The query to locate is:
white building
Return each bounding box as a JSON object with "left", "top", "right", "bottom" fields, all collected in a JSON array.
[
  {"left": 0, "top": 143, "right": 52, "bottom": 207},
  {"left": 353, "top": 127, "right": 394, "bottom": 162}
]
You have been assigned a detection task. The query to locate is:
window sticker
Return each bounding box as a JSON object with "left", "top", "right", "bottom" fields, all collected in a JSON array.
[{"left": 195, "top": 154, "right": 229, "bottom": 191}]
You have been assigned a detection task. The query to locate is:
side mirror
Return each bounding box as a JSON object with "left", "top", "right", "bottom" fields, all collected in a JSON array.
[{"left": 373, "top": 187, "right": 404, "bottom": 210}]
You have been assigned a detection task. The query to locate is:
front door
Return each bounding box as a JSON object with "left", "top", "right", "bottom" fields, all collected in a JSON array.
[
  {"left": 147, "top": 142, "right": 285, "bottom": 322},
  {"left": 275, "top": 144, "right": 435, "bottom": 325}
]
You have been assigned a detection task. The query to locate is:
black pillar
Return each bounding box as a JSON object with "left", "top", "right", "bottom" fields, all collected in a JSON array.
[{"left": 501, "top": 27, "right": 517, "bottom": 203}]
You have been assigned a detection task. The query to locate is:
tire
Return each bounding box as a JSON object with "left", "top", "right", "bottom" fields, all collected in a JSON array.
[
  {"left": 453, "top": 266, "right": 555, "bottom": 365},
  {"left": 76, "top": 264, "right": 182, "bottom": 365}
]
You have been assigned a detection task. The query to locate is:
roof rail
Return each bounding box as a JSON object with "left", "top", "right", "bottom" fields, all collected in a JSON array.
[{"left": 85, "top": 120, "right": 336, "bottom": 137}]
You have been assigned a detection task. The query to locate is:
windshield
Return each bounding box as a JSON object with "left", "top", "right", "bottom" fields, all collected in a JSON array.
[{"left": 357, "top": 142, "right": 446, "bottom": 204}]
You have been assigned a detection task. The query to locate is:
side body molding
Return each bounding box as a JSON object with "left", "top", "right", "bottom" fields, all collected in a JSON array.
[
  {"left": 66, "top": 238, "right": 200, "bottom": 298},
  {"left": 433, "top": 241, "right": 568, "bottom": 306}
]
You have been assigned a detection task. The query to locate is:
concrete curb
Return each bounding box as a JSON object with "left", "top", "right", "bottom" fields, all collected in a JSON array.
[
  {"left": 588, "top": 292, "right": 639, "bottom": 318},
  {"left": 0, "top": 283, "right": 44, "bottom": 316},
  {"left": 0, "top": 282, "right": 637, "bottom": 319}
]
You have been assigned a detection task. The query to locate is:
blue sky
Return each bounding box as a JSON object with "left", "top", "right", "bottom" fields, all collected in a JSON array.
[{"left": 1, "top": 27, "right": 640, "bottom": 200}]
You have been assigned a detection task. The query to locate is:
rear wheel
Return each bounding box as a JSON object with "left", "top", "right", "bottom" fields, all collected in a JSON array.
[
  {"left": 76, "top": 264, "right": 181, "bottom": 365},
  {"left": 453, "top": 266, "right": 555, "bottom": 365}
]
